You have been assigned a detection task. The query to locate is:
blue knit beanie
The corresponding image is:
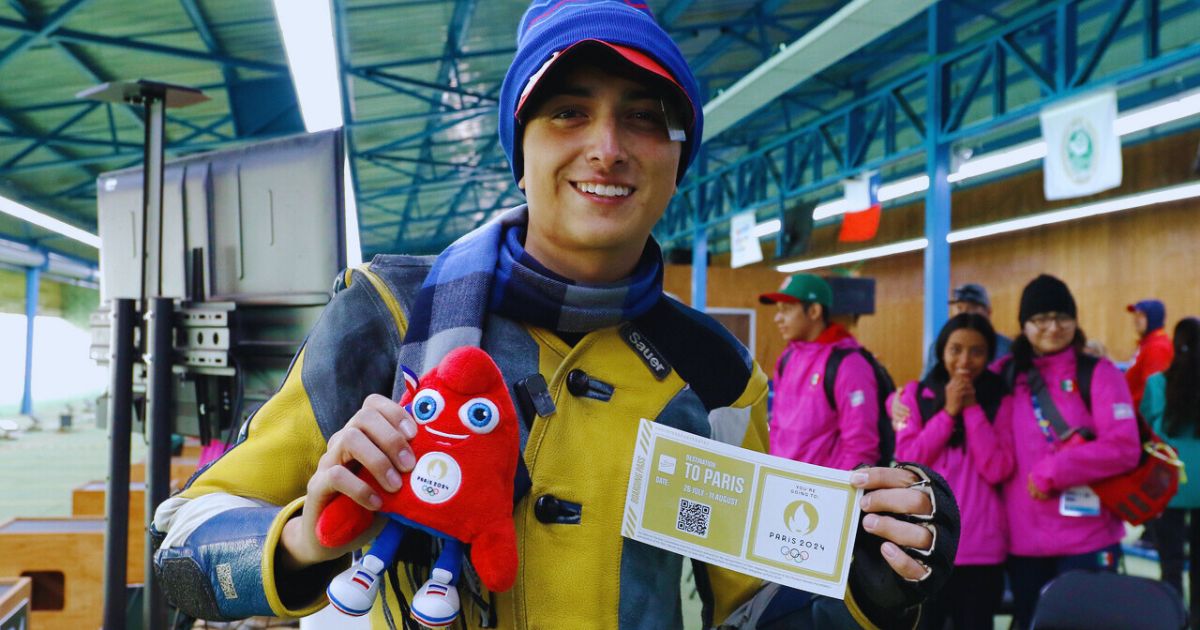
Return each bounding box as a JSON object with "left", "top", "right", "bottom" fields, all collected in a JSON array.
[{"left": 498, "top": 0, "right": 703, "bottom": 185}]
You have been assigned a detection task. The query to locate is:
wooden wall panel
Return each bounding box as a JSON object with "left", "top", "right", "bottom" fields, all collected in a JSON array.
[
  {"left": 675, "top": 193, "right": 1199, "bottom": 386},
  {"left": 798, "top": 129, "right": 1200, "bottom": 260},
  {"left": 671, "top": 129, "right": 1200, "bottom": 387},
  {"left": 837, "top": 196, "right": 1198, "bottom": 385},
  {"left": 663, "top": 264, "right": 792, "bottom": 376}
]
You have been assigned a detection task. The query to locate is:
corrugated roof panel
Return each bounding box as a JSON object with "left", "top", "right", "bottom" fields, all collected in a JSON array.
[
  {"left": 0, "top": 0, "right": 1194, "bottom": 262},
  {"left": 344, "top": 2, "right": 455, "bottom": 68}
]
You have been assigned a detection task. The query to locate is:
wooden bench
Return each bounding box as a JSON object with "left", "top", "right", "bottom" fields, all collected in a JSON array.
[
  {"left": 129, "top": 456, "right": 199, "bottom": 486},
  {"left": 0, "top": 518, "right": 104, "bottom": 630},
  {"left": 71, "top": 479, "right": 180, "bottom": 584},
  {"left": 0, "top": 576, "right": 32, "bottom": 628},
  {"left": 180, "top": 437, "right": 204, "bottom": 459}
]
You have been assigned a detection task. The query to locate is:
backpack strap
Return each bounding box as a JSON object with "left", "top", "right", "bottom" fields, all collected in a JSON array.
[
  {"left": 1076, "top": 352, "right": 1099, "bottom": 415},
  {"left": 777, "top": 347, "right": 794, "bottom": 378},
  {"left": 1026, "top": 367, "right": 1074, "bottom": 441},
  {"left": 823, "top": 348, "right": 851, "bottom": 411},
  {"left": 915, "top": 384, "right": 939, "bottom": 424},
  {"left": 1001, "top": 358, "right": 1018, "bottom": 392}
]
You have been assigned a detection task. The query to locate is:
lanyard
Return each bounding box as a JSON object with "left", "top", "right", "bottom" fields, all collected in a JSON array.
[{"left": 1028, "top": 388, "right": 1057, "bottom": 444}]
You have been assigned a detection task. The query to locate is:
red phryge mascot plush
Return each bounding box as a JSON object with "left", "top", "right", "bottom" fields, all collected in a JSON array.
[{"left": 316, "top": 346, "right": 519, "bottom": 625}]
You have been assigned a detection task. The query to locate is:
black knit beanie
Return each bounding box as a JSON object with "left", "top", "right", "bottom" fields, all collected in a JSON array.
[{"left": 1019, "top": 274, "right": 1077, "bottom": 324}]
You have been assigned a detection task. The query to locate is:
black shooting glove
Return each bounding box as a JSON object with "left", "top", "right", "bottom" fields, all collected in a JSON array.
[{"left": 847, "top": 463, "right": 960, "bottom": 629}]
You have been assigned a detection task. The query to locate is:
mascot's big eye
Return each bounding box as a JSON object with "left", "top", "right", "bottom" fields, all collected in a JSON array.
[
  {"left": 410, "top": 389, "right": 445, "bottom": 424},
  {"left": 458, "top": 398, "right": 500, "bottom": 434}
]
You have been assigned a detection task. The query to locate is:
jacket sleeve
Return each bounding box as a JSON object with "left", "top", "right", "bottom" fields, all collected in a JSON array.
[
  {"left": 1127, "top": 339, "right": 1173, "bottom": 408},
  {"left": 894, "top": 382, "right": 954, "bottom": 466},
  {"left": 831, "top": 351, "right": 881, "bottom": 469},
  {"left": 1030, "top": 359, "right": 1143, "bottom": 493},
  {"left": 963, "top": 396, "right": 1015, "bottom": 485},
  {"left": 1141, "top": 372, "right": 1167, "bottom": 434},
  {"left": 151, "top": 267, "right": 406, "bottom": 620}
]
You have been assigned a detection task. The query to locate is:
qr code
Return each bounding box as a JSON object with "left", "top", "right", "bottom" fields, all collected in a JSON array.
[{"left": 676, "top": 498, "right": 712, "bottom": 538}]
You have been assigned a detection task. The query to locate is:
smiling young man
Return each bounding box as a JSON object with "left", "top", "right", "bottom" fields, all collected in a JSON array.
[{"left": 152, "top": 1, "right": 957, "bottom": 628}]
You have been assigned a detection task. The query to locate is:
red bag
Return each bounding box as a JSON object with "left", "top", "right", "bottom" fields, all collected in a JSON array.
[{"left": 1089, "top": 422, "right": 1184, "bottom": 526}]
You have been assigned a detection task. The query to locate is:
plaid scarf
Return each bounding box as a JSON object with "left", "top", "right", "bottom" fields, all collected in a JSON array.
[{"left": 394, "top": 205, "right": 663, "bottom": 392}]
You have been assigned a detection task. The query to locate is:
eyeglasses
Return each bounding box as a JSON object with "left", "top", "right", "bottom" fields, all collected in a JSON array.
[{"left": 1028, "top": 313, "right": 1076, "bottom": 330}]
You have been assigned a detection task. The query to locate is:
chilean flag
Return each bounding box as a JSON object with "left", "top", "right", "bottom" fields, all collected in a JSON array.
[{"left": 838, "top": 171, "right": 881, "bottom": 242}]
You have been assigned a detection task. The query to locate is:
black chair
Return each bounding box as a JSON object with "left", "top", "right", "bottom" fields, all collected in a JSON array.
[{"left": 1030, "top": 570, "right": 1187, "bottom": 629}]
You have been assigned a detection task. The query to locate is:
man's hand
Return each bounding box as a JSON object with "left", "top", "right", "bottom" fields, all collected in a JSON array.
[
  {"left": 889, "top": 395, "right": 912, "bottom": 432},
  {"left": 280, "top": 394, "right": 419, "bottom": 570},
  {"left": 852, "top": 467, "right": 935, "bottom": 581}
]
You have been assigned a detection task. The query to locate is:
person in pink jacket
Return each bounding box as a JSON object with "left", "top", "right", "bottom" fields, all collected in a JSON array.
[
  {"left": 1001, "top": 274, "right": 1142, "bottom": 629},
  {"left": 760, "top": 274, "right": 880, "bottom": 470},
  {"left": 893, "top": 312, "right": 1014, "bottom": 629}
]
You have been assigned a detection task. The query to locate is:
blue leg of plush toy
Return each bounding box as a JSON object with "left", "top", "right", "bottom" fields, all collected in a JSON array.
[
  {"left": 433, "top": 538, "right": 463, "bottom": 584},
  {"left": 327, "top": 519, "right": 406, "bottom": 617},
  {"left": 411, "top": 537, "right": 465, "bottom": 627},
  {"left": 366, "top": 518, "right": 406, "bottom": 565}
]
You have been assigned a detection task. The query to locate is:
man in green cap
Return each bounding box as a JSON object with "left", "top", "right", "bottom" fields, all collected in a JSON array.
[{"left": 760, "top": 274, "right": 883, "bottom": 470}]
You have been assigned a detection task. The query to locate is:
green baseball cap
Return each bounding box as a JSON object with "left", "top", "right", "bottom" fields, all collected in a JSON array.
[{"left": 758, "top": 274, "right": 833, "bottom": 307}]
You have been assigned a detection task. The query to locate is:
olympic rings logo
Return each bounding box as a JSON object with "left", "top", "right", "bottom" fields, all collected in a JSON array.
[{"left": 779, "top": 546, "right": 810, "bottom": 563}]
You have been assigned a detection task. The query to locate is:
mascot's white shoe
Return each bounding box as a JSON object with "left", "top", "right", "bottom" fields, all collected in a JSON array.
[
  {"left": 327, "top": 554, "right": 386, "bottom": 616},
  {"left": 410, "top": 568, "right": 460, "bottom": 627}
]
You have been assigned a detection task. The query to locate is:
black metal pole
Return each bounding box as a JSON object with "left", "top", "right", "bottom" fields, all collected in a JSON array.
[
  {"left": 76, "top": 79, "right": 207, "bottom": 630},
  {"left": 142, "top": 92, "right": 171, "bottom": 630},
  {"left": 144, "top": 297, "right": 173, "bottom": 629},
  {"left": 102, "top": 298, "right": 136, "bottom": 630}
]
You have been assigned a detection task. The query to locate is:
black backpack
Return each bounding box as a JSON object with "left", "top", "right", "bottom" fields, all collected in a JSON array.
[{"left": 779, "top": 346, "right": 898, "bottom": 465}]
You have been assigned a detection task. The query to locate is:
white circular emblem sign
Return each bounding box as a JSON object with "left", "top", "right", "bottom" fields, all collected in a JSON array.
[
  {"left": 409, "top": 452, "right": 462, "bottom": 504},
  {"left": 1062, "top": 117, "right": 1097, "bottom": 183}
]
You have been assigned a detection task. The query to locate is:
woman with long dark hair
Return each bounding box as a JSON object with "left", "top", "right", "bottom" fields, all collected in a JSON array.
[
  {"left": 893, "top": 313, "right": 1014, "bottom": 629},
  {"left": 1000, "top": 274, "right": 1142, "bottom": 629},
  {"left": 1143, "top": 316, "right": 1200, "bottom": 624}
]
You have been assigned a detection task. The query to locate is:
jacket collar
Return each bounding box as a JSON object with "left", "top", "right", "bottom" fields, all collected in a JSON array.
[{"left": 1140, "top": 328, "right": 1169, "bottom": 347}]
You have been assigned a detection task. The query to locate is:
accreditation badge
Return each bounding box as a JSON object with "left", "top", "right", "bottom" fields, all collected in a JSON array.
[
  {"left": 622, "top": 419, "right": 862, "bottom": 599},
  {"left": 1060, "top": 485, "right": 1101, "bottom": 517}
]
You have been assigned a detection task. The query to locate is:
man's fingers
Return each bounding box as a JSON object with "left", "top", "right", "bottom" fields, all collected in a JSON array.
[
  {"left": 361, "top": 394, "right": 418, "bottom": 438},
  {"left": 356, "top": 411, "right": 417, "bottom": 476},
  {"left": 880, "top": 542, "right": 932, "bottom": 582},
  {"left": 860, "top": 487, "right": 933, "bottom": 517},
  {"left": 329, "top": 426, "right": 404, "bottom": 492},
  {"left": 863, "top": 514, "right": 934, "bottom": 550},
  {"left": 324, "top": 464, "right": 383, "bottom": 511},
  {"left": 850, "top": 466, "right": 919, "bottom": 490}
]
